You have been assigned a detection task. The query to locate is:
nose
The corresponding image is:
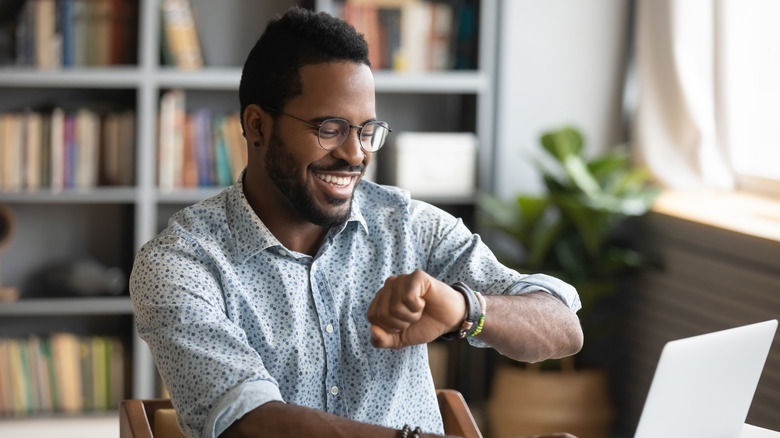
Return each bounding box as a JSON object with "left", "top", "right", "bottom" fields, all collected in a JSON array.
[{"left": 331, "top": 127, "right": 367, "bottom": 166}]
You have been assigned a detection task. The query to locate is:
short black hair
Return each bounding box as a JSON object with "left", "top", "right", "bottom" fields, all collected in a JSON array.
[{"left": 238, "top": 7, "right": 370, "bottom": 132}]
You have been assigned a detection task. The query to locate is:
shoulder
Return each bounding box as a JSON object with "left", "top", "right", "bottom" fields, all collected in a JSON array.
[
  {"left": 137, "top": 189, "right": 231, "bottom": 260},
  {"left": 354, "top": 179, "right": 410, "bottom": 208}
]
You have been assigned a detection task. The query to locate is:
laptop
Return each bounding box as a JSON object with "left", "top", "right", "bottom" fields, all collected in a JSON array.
[{"left": 634, "top": 319, "right": 778, "bottom": 438}]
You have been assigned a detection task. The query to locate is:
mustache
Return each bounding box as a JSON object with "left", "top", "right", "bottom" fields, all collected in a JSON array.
[{"left": 311, "top": 163, "right": 366, "bottom": 173}]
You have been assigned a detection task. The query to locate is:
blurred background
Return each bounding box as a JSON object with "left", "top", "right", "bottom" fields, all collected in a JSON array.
[{"left": 0, "top": 1, "right": 777, "bottom": 437}]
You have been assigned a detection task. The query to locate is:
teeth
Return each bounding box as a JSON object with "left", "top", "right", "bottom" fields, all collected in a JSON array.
[{"left": 317, "top": 173, "right": 351, "bottom": 186}]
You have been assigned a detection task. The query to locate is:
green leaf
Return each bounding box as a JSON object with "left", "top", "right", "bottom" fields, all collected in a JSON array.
[
  {"left": 540, "top": 127, "right": 584, "bottom": 161},
  {"left": 563, "top": 154, "right": 601, "bottom": 197},
  {"left": 516, "top": 196, "right": 549, "bottom": 231},
  {"left": 527, "top": 213, "right": 565, "bottom": 269},
  {"left": 587, "top": 149, "right": 630, "bottom": 183}
]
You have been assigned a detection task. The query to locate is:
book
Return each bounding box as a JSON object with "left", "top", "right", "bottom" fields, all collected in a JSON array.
[
  {"left": 181, "top": 113, "right": 198, "bottom": 187},
  {"left": 39, "top": 113, "right": 52, "bottom": 189},
  {"left": 40, "top": 337, "right": 60, "bottom": 411},
  {"left": 0, "top": 340, "right": 11, "bottom": 414},
  {"left": 8, "top": 339, "right": 31, "bottom": 415},
  {"left": 50, "top": 107, "right": 65, "bottom": 192},
  {"left": 58, "top": 0, "right": 76, "bottom": 67},
  {"left": 102, "top": 112, "right": 122, "bottom": 186},
  {"left": 51, "top": 333, "right": 83, "bottom": 413},
  {"left": 75, "top": 108, "right": 100, "bottom": 189},
  {"left": 107, "top": 338, "right": 125, "bottom": 410},
  {"left": 33, "top": 336, "right": 55, "bottom": 413},
  {"left": 24, "top": 111, "right": 43, "bottom": 191},
  {"left": 72, "top": 0, "right": 90, "bottom": 66},
  {"left": 222, "top": 113, "right": 246, "bottom": 181},
  {"left": 212, "top": 114, "right": 233, "bottom": 187},
  {"left": 93, "top": 0, "right": 113, "bottom": 66},
  {"left": 25, "top": 336, "right": 43, "bottom": 413},
  {"left": 160, "top": 0, "right": 204, "bottom": 69},
  {"left": 110, "top": 0, "right": 139, "bottom": 65},
  {"left": 158, "top": 89, "right": 186, "bottom": 190},
  {"left": 34, "top": 0, "right": 59, "bottom": 69},
  {"left": 2, "top": 114, "right": 23, "bottom": 192},
  {"left": 191, "top": 109, "right": 214, "bottom": 187}
]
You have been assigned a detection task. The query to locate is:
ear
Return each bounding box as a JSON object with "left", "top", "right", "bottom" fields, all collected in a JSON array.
[{"left": 243, "top": 104, "right": 271, "bottom": 147}]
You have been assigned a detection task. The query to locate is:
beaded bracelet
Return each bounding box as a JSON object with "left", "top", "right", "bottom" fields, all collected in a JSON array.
[
  {"left": 400, "top": 424, "right": 423, "bottom": 438},
  {"left": 469, "top": 291, "right": 486, "bottom": 337}
]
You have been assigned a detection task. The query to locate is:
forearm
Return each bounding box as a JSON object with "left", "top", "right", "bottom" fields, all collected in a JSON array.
[
  {"left": 220, "top": 401, "right": 457, "bottom": 438},
  {"left": 476, "top": 291, "right": 583, "bottom": 363}
]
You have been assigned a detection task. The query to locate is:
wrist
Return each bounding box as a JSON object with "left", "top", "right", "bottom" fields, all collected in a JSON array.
[{"left": 438, "top": 282, "right": 480, "bottom": 340}]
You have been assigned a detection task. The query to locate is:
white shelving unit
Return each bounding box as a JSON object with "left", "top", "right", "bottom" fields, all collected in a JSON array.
[{"left": 0, "top": 0, "right": 498, "bottom": 411}]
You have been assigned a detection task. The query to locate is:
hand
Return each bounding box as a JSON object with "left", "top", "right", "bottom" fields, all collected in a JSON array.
[
  {"left": 367, "top": 271, "right": 466, "bottom": 349},
  {"left": 519, "top": 434, "right": 578, "bottom": 438}
]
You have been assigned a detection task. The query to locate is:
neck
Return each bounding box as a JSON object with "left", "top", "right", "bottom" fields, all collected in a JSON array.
[{"left": 242, "top": 171, "right": 328, "bottom": 256}]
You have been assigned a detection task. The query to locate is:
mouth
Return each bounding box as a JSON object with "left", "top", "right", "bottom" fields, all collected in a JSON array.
[
  {"left": 316, "top": 173, "right": 354, "bottom": 187},
  {"left": 313, "top": 171, "right": 361, "bottom": 199}
]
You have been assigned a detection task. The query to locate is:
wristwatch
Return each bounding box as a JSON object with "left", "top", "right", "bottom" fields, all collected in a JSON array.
[{"left": 438, "top": 282, "right": 481, "bottom": 340}]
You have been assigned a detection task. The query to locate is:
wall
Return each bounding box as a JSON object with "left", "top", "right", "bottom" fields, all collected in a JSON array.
[{"left": 493, "top": 0, "right": 631, "bottom": 198}]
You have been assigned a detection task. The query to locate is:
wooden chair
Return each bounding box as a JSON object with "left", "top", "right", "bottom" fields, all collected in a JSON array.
[{"left": 120, "top": 389, "right": 482, "bottom": 438}]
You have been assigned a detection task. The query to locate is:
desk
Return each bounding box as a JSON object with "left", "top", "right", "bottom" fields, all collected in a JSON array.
[{"left": 742, "top": 424, "right": 780, "bottom": 438}]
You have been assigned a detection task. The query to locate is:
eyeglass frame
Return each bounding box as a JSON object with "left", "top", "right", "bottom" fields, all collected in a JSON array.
[{"left": 260, "top": 106, "right": 391, "bottom": 153}]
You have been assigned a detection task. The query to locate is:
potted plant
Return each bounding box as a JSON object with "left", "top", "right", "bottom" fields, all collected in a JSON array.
[{"left": 479, "top": 126, "right": 660, "bottom": 438}]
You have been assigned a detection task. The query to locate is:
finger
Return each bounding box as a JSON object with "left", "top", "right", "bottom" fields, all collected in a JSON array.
[{"left": 370, "top": 324, "right": 400, "bottom": 349}]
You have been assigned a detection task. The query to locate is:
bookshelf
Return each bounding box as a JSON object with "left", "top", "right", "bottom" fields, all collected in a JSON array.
[{"left": 0, "top": 0, "right": 498, "bottom": 417}]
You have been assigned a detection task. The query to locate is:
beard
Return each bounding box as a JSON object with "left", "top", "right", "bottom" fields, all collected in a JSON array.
[{"left": 265, "top": 131, "right": 362, "bottom": 229}]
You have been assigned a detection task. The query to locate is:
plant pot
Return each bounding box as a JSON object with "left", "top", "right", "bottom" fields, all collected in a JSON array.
[{"left": 486, "top": 362, "right": 615, "bottom": 438}]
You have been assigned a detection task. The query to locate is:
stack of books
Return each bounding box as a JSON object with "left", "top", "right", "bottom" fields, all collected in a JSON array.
[
  {"left": 0, "top": 108, "right": 136, "bottom": 192},
  {"left": 0, "top": 334, "right": 125, "bottom": 416},
  {"left": 157, "top": 90, "right": 246, "bottom": 190},
  {"left": 338, "top": 0, "right": 478, "bottom": 72},
  {"left": 13, "top": 0, "right": 138, "bottom": 68}
]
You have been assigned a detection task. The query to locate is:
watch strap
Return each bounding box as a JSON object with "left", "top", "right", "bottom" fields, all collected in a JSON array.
[{"left": 438, "top": 282, "right": 481, "bottom": 340}]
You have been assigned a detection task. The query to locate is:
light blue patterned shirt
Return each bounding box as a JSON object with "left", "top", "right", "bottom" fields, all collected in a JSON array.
[{"left": 130, "top": 177, "right": 581, "bottom": 438}]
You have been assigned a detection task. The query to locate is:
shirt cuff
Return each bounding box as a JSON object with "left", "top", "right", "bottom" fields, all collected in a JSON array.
[{"left": 204, "top": 379, "right": 284, "bottom": 438}]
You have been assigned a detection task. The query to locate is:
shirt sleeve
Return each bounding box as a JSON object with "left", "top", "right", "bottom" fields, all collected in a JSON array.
[
  {"left": 409, "top": 200, "right": 582, "bottom": 347},
  {"left": 129, "top": 230, "right": 284, "bottom": 438}
]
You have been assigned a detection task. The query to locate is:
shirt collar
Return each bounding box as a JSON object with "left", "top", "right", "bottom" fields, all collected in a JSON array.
[{"left": 226, "top": 174, "right": 369, "bottom": 264}]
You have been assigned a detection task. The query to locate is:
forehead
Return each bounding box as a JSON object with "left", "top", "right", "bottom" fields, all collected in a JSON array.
[{"left": 287, "top": 62, "right": 376, "bottom": 118}]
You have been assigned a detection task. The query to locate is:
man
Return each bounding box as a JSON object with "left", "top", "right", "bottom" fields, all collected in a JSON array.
[{"left": 130, "top": 7, "right": 582, "bottom": 438}]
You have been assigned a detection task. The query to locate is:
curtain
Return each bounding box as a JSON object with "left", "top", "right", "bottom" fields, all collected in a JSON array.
[{"left": 633, "top": 0, "right": 736, "bottom": 190}]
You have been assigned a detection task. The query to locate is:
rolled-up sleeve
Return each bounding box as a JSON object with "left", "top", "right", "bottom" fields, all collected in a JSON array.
[{"left": 130, "top": 233, "right": 284, "bottom": 438}]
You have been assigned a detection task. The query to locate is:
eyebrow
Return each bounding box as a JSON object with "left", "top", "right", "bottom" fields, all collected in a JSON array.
[{"left": 310, "top": 115, "right": 379, "bottom": 126}]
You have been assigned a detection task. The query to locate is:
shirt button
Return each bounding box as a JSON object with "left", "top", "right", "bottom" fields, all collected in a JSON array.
[
  {"left": 277, "top": 249, "right": 285, "bottom": 256},
  {"left": 325, "top": 324, "right": 333, "bottom": 333},
  {"left": 330, "top": 386, "right": 339, "bottom": 395}
]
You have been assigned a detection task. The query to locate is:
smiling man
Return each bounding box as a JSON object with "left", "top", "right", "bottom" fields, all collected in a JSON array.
[{"left": 130, "top": 7, "right": 583, "bottom": 438}]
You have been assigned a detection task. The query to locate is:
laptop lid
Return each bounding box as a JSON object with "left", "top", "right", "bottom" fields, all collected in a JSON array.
[{"left": 634, "top": 319, "right": 778, "bottom": 438}]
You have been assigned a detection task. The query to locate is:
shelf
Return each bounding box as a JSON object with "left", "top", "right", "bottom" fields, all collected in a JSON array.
[
  {"left": 0, "top": 412, "right": 119, "bottom": 438},
  {"left": 373, "top": 70, "right": 490, "bottom": 94},
  {"left": 0, "top": 67, "right": 142, "bottom": 88},
  {"left": 156, "top": 187, "right": 225, "bottom": 204},
  {"left": 0, "top": 187, "right": 138, "bottom": 204},
  {"left": 0, "top": 297, "right": 134, "bottom": 316},
  {"left": 153, "top": 68, "right": 490, "bottom": 93}
]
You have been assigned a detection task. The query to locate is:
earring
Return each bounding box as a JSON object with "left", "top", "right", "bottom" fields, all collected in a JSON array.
[{"left": 253, "top": 141, "right": 260, "bottom": 148}]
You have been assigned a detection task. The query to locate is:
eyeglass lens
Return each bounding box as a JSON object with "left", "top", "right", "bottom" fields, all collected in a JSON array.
[{"left": 318, "top": 119, "right": 389, "bottom": 152}]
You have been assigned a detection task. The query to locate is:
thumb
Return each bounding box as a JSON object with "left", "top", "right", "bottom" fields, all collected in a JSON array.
[{"left": 370, "top": 324, "right": 399, "bottom": 349}]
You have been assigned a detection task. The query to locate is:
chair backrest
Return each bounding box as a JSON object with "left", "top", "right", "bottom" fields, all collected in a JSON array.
[{"left": 119, "top": 389, "right": 482, "bottom": 438}]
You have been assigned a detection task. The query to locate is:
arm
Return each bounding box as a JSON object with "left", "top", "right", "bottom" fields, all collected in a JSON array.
[
  {"left": 477, "top": 291, "right": 583, "bottom": 363},
  {"left": 367, "top": 271, "right": 583, "bottom": 363},
  {"left": 220, "top": 401, "right": 577, "bottom": 438},
  {"left": 220, "top": 402, "right": 459, "bottom": 438}
]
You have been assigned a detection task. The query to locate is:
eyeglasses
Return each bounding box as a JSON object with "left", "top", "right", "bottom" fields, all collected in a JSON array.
[{"left": 262, "top": 106, "right": 391, "bottom": 153}]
